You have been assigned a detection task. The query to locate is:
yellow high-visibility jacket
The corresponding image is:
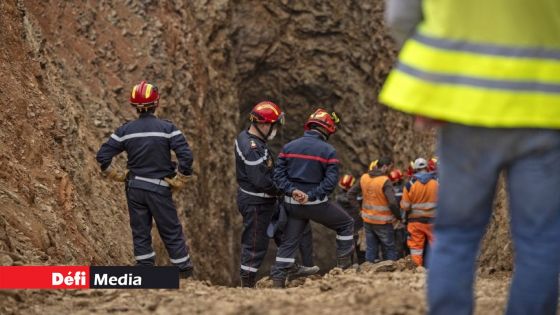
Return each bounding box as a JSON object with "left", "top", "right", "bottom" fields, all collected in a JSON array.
[{"left": 380, "top": 0, "right": 560, "bottom": 128}]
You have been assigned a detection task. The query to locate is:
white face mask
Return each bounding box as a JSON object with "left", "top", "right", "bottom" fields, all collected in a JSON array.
[{"left": 267, "top": 127, "right": 277, "bottom": 140}]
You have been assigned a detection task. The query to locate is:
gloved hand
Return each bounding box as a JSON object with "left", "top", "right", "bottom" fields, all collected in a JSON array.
[
  {"left": 164, "top": 172, "right": 191, "bottom": 191},
  {"left": 102, "top": 166, "right": 127, "bottom": 182}
]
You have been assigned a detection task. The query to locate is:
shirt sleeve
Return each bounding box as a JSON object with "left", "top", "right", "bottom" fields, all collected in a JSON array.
[
  {"left": 243, "top": 147, "right": 278, "bottom": 195},
  {"left": 385, "top": 0, "right": 423, "bottom": 49},
  {"left": 383, "top": 180, "right": 401, "bottom": 219},
  {"left": 307, "top": 149, "right": 339, "bottom": 201},
  {"left": 400, "top": 184, "right": 412, "bottom": 211},
  {"left": 96, "top": 127, "right": 125, "bottom": 171},
  {"left": 346, "top": 182, "right": 363, "bottom": 209},
  {"left": 169, "top": 125, "right": 193, "bottom": 175},
  {"left": 273, "top": 149, "right": 296, "bottom": 196}
]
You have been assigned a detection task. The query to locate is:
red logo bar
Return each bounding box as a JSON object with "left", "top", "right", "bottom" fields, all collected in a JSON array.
[{"left": 0, "top": 266, "right": 90, "bottom": 289}]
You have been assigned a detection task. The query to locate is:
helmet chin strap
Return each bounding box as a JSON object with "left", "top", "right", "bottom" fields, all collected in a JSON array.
[{"left": 253, "top": 123, "right": 274, "bottom": 142}]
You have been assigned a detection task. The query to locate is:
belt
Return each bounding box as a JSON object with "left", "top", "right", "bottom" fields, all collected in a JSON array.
[
  {"left": 239, "top": 187, "right": 275, "bottom": 198},
  {"left": 134, "top": 176, "right": 170, "bottom": 187},
  {"left": 284, "top": 196, "right": 328, "bottom": 205}
]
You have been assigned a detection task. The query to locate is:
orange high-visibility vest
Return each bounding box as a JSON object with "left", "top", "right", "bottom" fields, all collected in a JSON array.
[
  {"left": 401, "top": 178, "right": 438, "bottom": 219},
  {"left": 360, "top": 174, "right": 395, "bottom": 225}
]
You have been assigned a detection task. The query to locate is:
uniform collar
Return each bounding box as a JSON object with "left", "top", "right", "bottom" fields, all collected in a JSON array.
[
  {"left": 245, "top": 130, "right": 266, "bottom": 143},
  {"left": 139, "top": 112, "right": 156, "bottom": 119},
  {"left": 304, "top": 130, "right": 326, "bottom": 141}
]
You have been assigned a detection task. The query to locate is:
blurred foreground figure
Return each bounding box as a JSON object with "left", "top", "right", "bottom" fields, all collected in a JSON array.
[{"left": 382, "top": 0, "right": 560, "bottom": 314}]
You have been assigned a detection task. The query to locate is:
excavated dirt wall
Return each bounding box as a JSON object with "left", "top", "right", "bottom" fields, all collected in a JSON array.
[{"left": 0, "top": 0, "right": 511, "bottom": 289}]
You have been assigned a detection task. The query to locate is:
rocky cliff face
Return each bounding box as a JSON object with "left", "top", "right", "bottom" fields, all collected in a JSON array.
[{"left": 0, "top": 0, "right": 510, "bottom": 286}]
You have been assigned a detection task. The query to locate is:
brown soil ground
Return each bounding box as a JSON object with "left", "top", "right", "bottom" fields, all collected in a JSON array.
[{"left": 2, "top": 260, "right": 515, "bottom": 315}]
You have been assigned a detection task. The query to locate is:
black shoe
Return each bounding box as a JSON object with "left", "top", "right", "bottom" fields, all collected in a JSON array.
[
  {"left": 240, "top": 277, "right": 256, "bottom": 288},
  {"left": 272, "top": 278, "right": 286, "bottom": 289},
  {"left": 337, "top": 255, "right": 353, "bottom": 269},
  {"left": 179, "top": 268, "right": 193, "bottom": 279},
  {"left": 287, "top": 264, "right": 320, "bottom": 281}
]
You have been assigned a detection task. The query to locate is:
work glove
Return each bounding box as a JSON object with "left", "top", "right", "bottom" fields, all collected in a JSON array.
[
  {"left": 102, "top": 166, "right": 128, "bottom": 182},
  {"left": 164, "top": 172, "right": 191, "bottom": 192}
]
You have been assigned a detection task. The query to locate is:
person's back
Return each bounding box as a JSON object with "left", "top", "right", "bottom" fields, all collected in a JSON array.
[
  {"left": 96, "top": 81, "right": 194, "bottom": 278},
  {"left": 277, "top": 131, "right": 338, "bottom": 201},
  {"left": 382, "top": 1, "right": 560, "bottom": 314},
  {"left": 105, "top": 114, "right": 191, "bottom": 180},
  {"left": 401, "top": 159, "right": 438, "bottom": 267}
]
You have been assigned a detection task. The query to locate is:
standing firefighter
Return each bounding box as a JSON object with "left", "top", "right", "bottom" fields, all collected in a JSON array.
[
  {"left": 271, "top": 109, "right": 354, "bottom": 288},
  {"left": 382, "top": 0, "right": 560, "bottom": 313},
  {"left": 401, "top": 158, "right": 438, "bottom": 266},
  {"left": 348, "top": 158, "right": 401, "bottom": 262},
  {"left": 235, "top": 101, "right": 284, "bottom": 288},
  {"left": 96, "top": 81, "right": 194, "bottom": 278}
]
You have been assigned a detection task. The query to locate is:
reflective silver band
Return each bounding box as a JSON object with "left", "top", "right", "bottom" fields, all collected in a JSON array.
[
  {"left": 362, "top": 204, "right": 390, "bottom": 211},
  {"left": 111, "top": 130, "right": 183, "bottom": 142},
  {"left": 336, "top": 234, "right": 354, "bottom": 241},
  {"left": 239, "top": 187, "right": 275, "bottom": 199},
  {"left": 361, "top": 212, "right": 394, "bottom": 222},
  {"left": 276, "top": 257, "right": 295, "bottom": 263},
  {"left": 135, "top": 176, "right": 170, "bottom": 187},
  {"left": 411, "top": 202, "right": 437, "bottom": 210},
  {"left": 410, "top": 209, "right": 435, "bottom": 216},
  {"left": 414, "top": 33, "right": 560, "bottom": 61},
  {"left": 240, "top": 265, "right": 258, "bottom": 273},
  {"left": 135, "top": 251, "right": 155, "bottom": 260},
  {"left": 284, "top": 196, "right": 328, "bottom": 205},
  {"left": 235, "top": 139, "right": 268, "bottom": 166},
  {"left": 170, "top": 255, "right": 190, "bottom": 264},
  {"left": 397, "top": 62, "right": 560, "bottom": 94}
]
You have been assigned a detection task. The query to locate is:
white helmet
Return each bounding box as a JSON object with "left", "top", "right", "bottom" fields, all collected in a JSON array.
[{"left": 413, "top": 158, "right": 428, "bottom": 170}]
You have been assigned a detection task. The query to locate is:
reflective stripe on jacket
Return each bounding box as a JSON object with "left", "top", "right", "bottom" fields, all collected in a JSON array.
[
  {"left": 380, "top": 0, "right": 560, "bottom": 128},
  {"left": 401, "top": 175, "right": 438, "bottom": 219},
  {"left": 360, "top": 174, "right": 395, "bottom": 225}
]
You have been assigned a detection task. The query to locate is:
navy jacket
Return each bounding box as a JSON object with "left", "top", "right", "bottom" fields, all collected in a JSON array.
[
  {"left": 96, "top": 113, "right": 193, "bottom": 179},
  {"left": 235, "top": 130, "right": 278, "bottom": 204},
  {"left": 273, "top": 130, "right": 339, "bottom": 201}
]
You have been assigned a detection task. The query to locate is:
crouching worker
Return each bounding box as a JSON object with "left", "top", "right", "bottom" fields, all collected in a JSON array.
[{"left": 96, "top": 80, "right": 194, "bottom": 278}]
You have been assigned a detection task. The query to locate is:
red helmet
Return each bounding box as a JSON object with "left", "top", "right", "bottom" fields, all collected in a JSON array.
[
  {"left": 428, "top": 157, "right": 438, "bottom": 172},
  {"left": 130, "top": 81, "right": 159, "bottom": 110},
  {"left": 388, "top": 169, "right": 403, "bottom": 182},
  {"left": 406, "top": 161, "right": 415, "bottom": 177},
  {"left": 338, "top": 174, "right": 356, "bottom": 190},
  {"left": 304, "top": 108, "right": 339, "bottom": 135},
  {"left": 249, "top": 101, "right": 285, "bottom": 125}
]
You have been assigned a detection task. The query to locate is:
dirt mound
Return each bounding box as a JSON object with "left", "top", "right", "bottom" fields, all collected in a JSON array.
[{"left": 1, "top": 264, "right": 515, "bottom": 315}]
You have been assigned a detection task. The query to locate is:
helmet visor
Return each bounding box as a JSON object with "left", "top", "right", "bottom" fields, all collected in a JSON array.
[{"left": 278, "top": 112, "right": 286, "bottom": 126}]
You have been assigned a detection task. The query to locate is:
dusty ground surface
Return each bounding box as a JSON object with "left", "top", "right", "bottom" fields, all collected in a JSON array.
[{"left": 1, "top": 260, "right": 514, "bottom": 315}]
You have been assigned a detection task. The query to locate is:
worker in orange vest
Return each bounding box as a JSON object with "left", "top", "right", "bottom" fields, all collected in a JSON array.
[
  {"left": 348, "top": 157, "right": 401, "bottom": 262},
  {"left": 401, "top": 158, "right": 438, "bottom": 266}
]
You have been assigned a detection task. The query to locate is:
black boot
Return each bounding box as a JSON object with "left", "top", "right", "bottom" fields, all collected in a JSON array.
[
  {"left": 240, "top": 276, "right": 256, "bottom": 288},
  {"left": 179, "top": 268, "right": 193, "bottom": 279},
  {"left": 337, "top": 254, "right": 353, "bottom": 269},
  {"left": 272, "top": 278, "right": 286, "bottom": 289}
]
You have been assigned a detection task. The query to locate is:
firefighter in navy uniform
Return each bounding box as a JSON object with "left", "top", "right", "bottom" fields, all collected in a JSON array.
[
  {"left": 96, "top": 81, "right": 194, "bottom": 278},
  {"left": 271, "top": 109, "right": 355, "bottom": 288},
  {"left": 235, "top": 101, "right": 285, "bottom": 288}
]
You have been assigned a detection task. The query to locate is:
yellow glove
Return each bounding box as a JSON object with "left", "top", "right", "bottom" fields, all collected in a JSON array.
[
  {"left": 102, "top": 166, "right": 127, "bottom": 182},
  {"left": 164, "top": 172, "right": 191, "bottom": 191}
]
